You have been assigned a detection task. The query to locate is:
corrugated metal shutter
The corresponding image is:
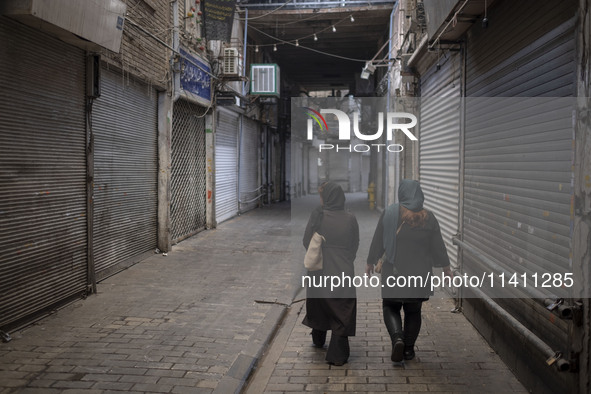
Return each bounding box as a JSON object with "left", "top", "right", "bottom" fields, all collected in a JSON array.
[
  {"left": 419, "top": 51, "right": 462, "bottom": 268},
  {"left": 0, "top": 18, "right": 87, "bottom": 328},
  {"left": 239, "top": 117, "right": 260, "bottom": 212},
  {"left": 290, "top": 141, "right": 302, "bottom": 198},
  {"left": 463, "top": 0, "right": 576, "bottom": 351},
  {"left": 215, "top": 107, "right": 239, "bottom": 223},
  {"left": 171, "top": 99, "right": 207, "bottom": 242},
  {"left": 92, "top": 68, "right": 158, "bottom": 280}
]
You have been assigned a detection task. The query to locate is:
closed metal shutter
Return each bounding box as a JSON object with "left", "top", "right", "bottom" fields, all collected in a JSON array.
[
  {"left": 215, "top": 108, "right": 239, "bottom": 223},
  {"left": 171, "top": 99, "right": 207, "bottom": 242},
  {"left": 0, "top": 18, "right": 87, "bottom": 328},
  {"left": 290, "top": 141, "right": 302, "bottom": 198},
  {"left": 239, "top": 117, "right": 260, "bottom": 212},
  {"left": 463, "top": 0, "right": 576, "bottom": 352},
  {"left": 92, "top": 68, "right": 158, "bottom": 280},
  {"left": 419, "top": 51, "right": 462, "bottom": 268}
]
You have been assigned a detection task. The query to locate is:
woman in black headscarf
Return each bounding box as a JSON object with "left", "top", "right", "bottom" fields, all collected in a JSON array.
[
  {"left": 367, "top": 179, "right": 452, "bottom": 362},
  {"left": 302, "top": 181, "right": 359, "bottom": 366}
]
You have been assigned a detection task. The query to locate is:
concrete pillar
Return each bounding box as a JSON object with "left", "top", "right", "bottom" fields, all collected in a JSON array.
[
  {"left": 157, "top": 92, "right": 172, "bottom": 252},
  {"left": 206, "top": 113, "right": 215, "bottom": 228}
]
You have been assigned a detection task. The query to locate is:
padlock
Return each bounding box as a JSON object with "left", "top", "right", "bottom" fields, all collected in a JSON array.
[{"left": 546, "top": 351, "right": 562, "bottom": 366}]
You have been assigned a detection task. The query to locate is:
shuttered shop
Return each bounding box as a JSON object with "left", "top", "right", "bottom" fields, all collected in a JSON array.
[
  {"left": 0, "top": 18, "right": 87, "bottom": 328},
  {"left": 92, "top": 68, "right": 158, "bottom": 280},
  {"left": 463, "top": 0, "right": 576, "bottom": 361},
  {"left": 419, "top": 51, "right": 462, "bottom": 268},
  {"left": 171, "top": 99, "right": 207, "bottom": 242},
  {"left": 215, "top": 108, "right": 239, "bottom": 223},
  {"left": 240, "top": 117, "right": 260, "bottom": 212}
]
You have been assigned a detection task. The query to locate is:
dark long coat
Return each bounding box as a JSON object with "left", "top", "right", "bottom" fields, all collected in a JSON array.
[
  {"left": 302, "top": 206, "right": 359, "bottom": 337},
  {"left": 367, "top": 209, "right": 450, "bottom": 300}
]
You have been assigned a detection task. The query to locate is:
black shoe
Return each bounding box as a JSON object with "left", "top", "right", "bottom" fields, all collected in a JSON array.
[
  {"left": 403, "top": 349, "right": 415, "bottom": 360},
  {"left": 311, "top": 329, "right": 326, "bottom": 347},
  {"left": 391, "top": 338, "right": 404, "bottom": 362}
]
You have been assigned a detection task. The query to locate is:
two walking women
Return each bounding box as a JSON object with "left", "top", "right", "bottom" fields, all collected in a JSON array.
[{"left": 302, "top": 180, "right": 452, "bottom": 365}]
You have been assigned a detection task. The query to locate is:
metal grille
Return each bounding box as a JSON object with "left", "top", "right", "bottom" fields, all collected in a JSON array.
[
  {"left": 0, "top": 17, "right": 87, "bottom": 329},
  {"left": 171, "top": 99, "right": 207, "bottom": 242}
]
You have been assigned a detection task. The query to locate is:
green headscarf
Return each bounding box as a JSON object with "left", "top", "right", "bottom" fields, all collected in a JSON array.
[{"left": 382, "top": 180, "right": 425, "bottom": 265}]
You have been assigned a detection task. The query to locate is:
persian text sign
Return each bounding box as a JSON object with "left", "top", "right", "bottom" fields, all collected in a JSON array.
[
  {"left": 203, "top": 0, "right": 235, "bottom": 42},
  {"left": 180, "top": 48, "right": 212, "bottom": 106}
]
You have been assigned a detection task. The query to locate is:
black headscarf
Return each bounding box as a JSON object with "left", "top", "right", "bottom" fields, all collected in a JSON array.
[
  {"left": 382, "top": 180, "right": 425, "bottom": 264},
  {"left": 310, "top": 182, "right": 346, "bottom": 232},
  {"left": 321, "top": 181, "right": 346, "bottom": 211}
]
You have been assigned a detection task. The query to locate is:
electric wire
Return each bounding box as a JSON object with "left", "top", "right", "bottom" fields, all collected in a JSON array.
[
  {"left": 235, "top": 0, "right": 295, "bottom": 20},
  {"left": 248, "top": 24, "right": 367, "bottom": 62}
]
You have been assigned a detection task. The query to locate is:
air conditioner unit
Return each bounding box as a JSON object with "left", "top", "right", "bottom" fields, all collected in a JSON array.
[
  {"left": 222, "top": 47, "right": 240, "bottom": 76},
  {"left": 250, "top": 64, "right": 280, "bottom": 96}
]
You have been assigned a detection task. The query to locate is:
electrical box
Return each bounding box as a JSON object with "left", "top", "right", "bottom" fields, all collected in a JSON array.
[
  {"left": 0, "top": 0, "right": 126, "bottom": 53},
  {"left": 86, "top": 54, "right": 101, "bottom": 98},
  {"left": 250, "top": 64, "right": 280, "bottom": 97}
]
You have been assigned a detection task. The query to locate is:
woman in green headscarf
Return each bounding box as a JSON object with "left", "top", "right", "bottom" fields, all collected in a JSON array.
[
  {"left": 367, "top": 179, "right": 452, "bottom": 362},
  {"left": 302, "top": 181, "right": 359, "bottom": 366}
]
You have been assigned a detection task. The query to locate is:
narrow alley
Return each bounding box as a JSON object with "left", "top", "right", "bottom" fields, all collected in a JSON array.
[
  {"left": 1, "top": 195, "right": 525, "bottom": 393},
  {"left": 1, "top": 1, "right": 591, "bottom": 393}
]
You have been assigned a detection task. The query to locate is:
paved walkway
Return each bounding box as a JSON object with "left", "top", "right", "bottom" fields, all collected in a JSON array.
[
  {"left": 0, "top": 202, "right": 297, "bottom": 394},
  {"left": 0, "top": 194, "right": 527, "bottom": 393},
  {"left": 246, "top": 296, "right": 527, "bottom": 393}
]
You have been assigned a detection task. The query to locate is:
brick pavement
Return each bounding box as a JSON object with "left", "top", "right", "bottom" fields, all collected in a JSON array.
[
  {"left": 246, "top": 193, "right": 529, "bottom": 393},
  {"left": 0, "top": 202, "right": 297, "bottom": 394},
  {"left": 247, "top": 295, "right": 529, "bottom": 393},
  {"left": 0, "top": 194, "right": 529, "bottom": 393}
]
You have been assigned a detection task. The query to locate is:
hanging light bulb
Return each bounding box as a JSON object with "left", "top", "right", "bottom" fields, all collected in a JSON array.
[
  {"left": 350, "top": 15, "right": 355, "bottom": 22},
  {"left": 313, "top": 33, "right": 318, "bottom": 41},
  {"left": 255, "top": 45, "right": 259, "bottom": 52},
  {"left": 273, "top": 44, "right": 277, "bottom": 51},
  {"left": 295, "top": 39, "right": 299, "bottom": 47},
  {"left": 332, "top": 25, "right": 336, "bottom": 32}
]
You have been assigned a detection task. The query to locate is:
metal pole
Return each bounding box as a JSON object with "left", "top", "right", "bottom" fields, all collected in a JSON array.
[
  {"left": 242, "top": 8, "right": 248, "bottom": 98},
  {"left": 468, "top": 284, "right": 570, "bottom": 372}
]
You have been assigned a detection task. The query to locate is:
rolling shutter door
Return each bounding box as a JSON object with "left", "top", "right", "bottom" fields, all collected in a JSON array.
[
  {"left": 171, "top": 99, "right": 207, "bottom": 242},
  {"left": 0, "top": 18, "right": 87, "bottom": 328},
  {"left": 92, "top": 68, "right": 158, "bottom": 280},
  {"left": 240, "top": 117, "right": 260, "bottom": 213},
  {"left": 215, "top": 108, "right": 239, "bottom": 223},
  {"left": 463, "top": 0, "right": 576, "bottom": 353},
  {"left": 419, "top": 51, "right": 462, "bottom": 268}
]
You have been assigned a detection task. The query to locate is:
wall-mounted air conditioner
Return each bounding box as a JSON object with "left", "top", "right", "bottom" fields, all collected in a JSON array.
[
  {"left": 222, "top": 48, "right": 241, "bottom": 76},
  {"left": 250, "top": 64, "right": 280, "bottom": 97}
]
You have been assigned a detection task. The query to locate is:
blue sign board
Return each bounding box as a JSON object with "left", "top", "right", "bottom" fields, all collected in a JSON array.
[{"left": 179, "top": 47, "right": 212, "bottom": 105}]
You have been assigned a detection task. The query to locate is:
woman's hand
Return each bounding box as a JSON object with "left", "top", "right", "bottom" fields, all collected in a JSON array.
[
  {"left": 442, "top": 266, "right": 453, "bottom": 278},
  {"left": 365, "top": 263, "right": 374, "bottom": 276}
]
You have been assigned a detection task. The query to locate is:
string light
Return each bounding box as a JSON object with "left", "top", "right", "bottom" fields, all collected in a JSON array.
[
  {"left": 273, "top": 43, "right": 277, "bottom": 51},
  {"left": 350, "top": 15, "right": 355, "bottom": 22},
  {"left": 295, "top": 39, "right": 299, "bottom": 46},
  {"left": 314, "top": 33, "right": 318, "bottom": 41},
  {"left": 332, "top": 25, "right": 336, "bottom": 32},
  {"left": 255, "top": 45, "right": 259, "bottom": 52}
]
